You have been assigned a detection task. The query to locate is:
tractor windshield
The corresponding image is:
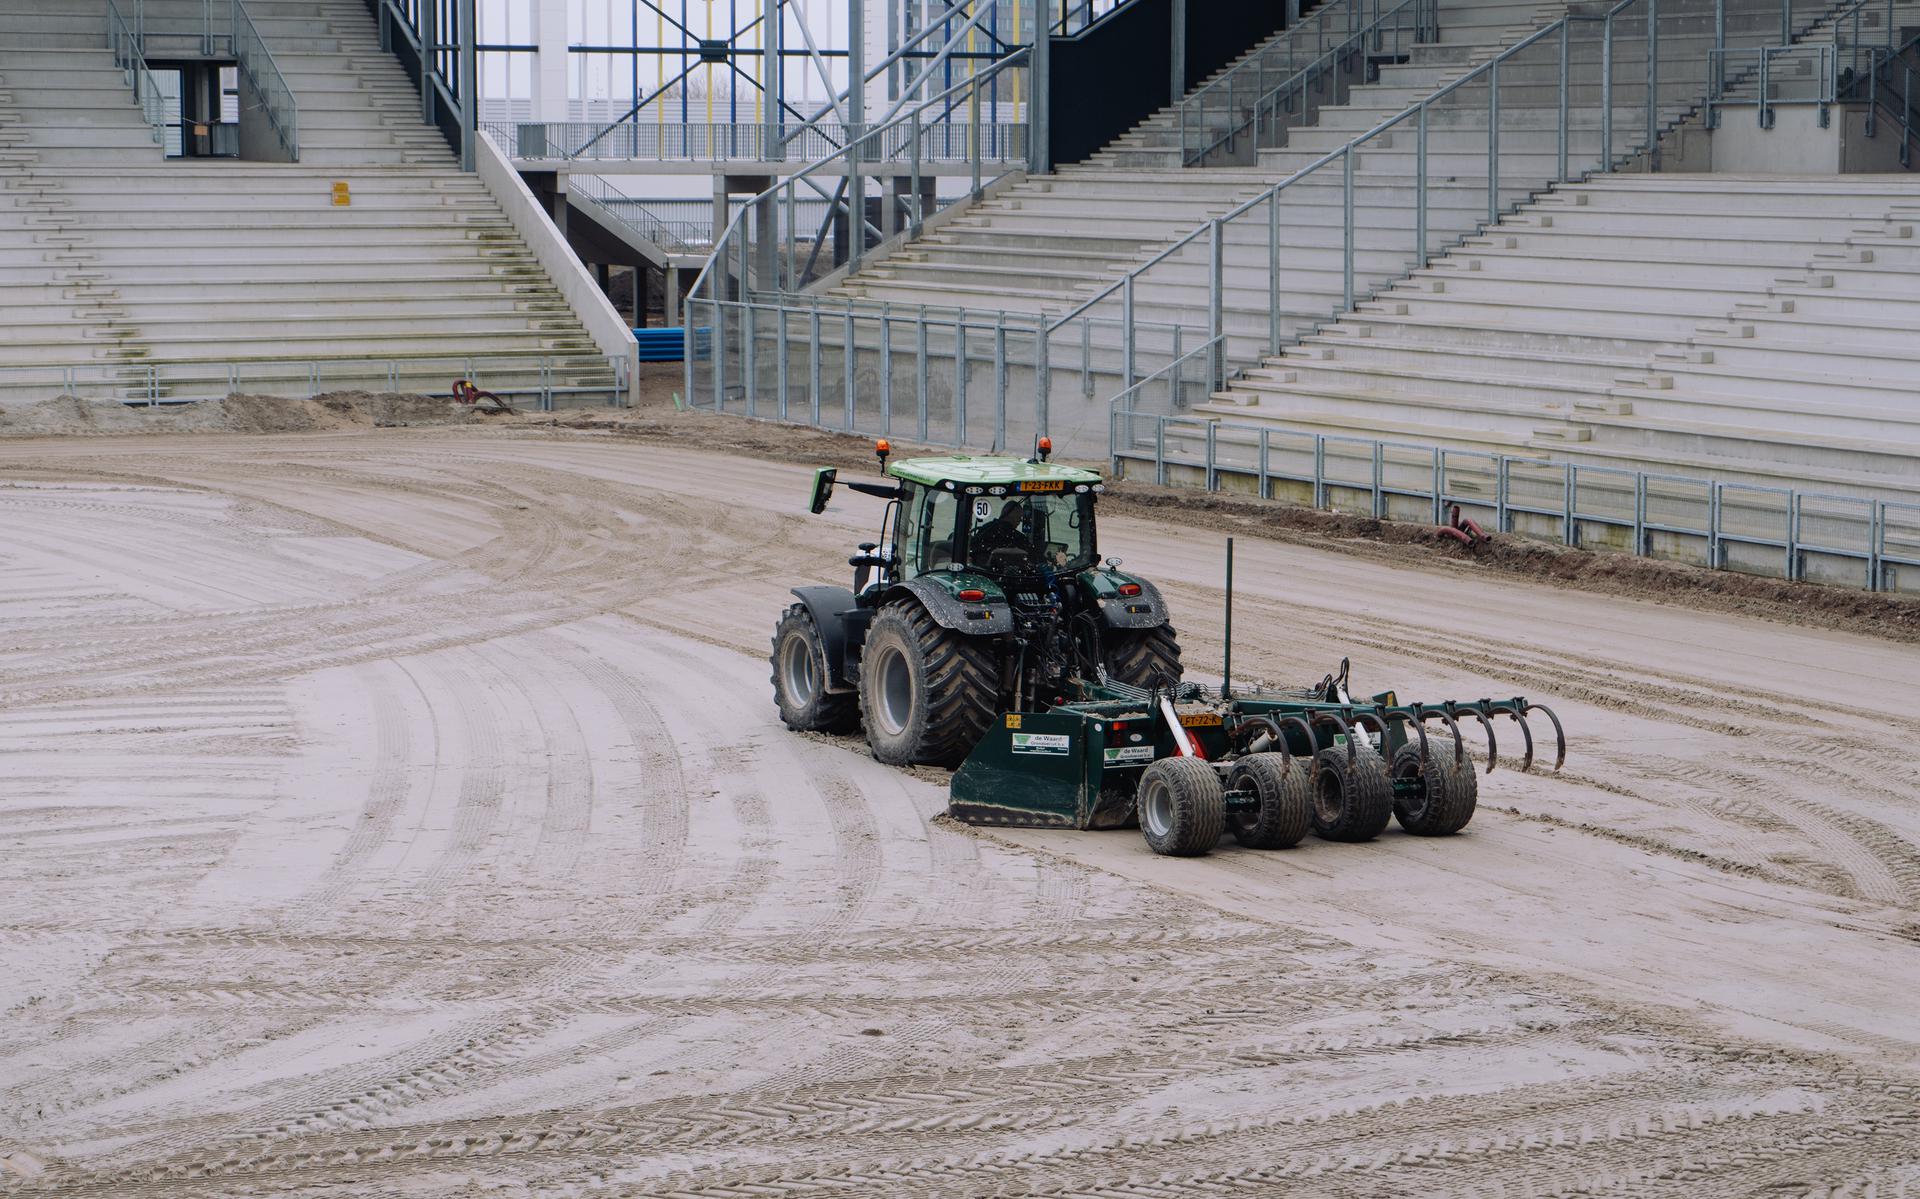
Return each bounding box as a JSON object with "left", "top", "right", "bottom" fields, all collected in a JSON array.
[{"left": 964, "top": 492, "right": 1096, "bottom": 573}]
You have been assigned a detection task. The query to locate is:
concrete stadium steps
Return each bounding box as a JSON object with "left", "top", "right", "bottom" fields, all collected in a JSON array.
[
  {"left": 824, "top": 0, "right": 1714, "bottom": 363},
  {"left": 0, "top": 1, "right": 617, "bottom": 402},
  {"left": 1192, "top": 175, "right": 1920, "bottom": 499}
]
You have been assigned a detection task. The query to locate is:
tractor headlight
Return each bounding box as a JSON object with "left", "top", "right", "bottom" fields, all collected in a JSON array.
[
  {"left": 989, "top": 486, "right": 1006, "bottom": 495},
  {"left": 965, "top": 487, "right": 982, "bottom": 495},
  {"left": 1074, "top": 484, "right": 1088, "bottom": 493},
  {"left": 1091, "top": 484, "right": 1106, "bottom": 493}
]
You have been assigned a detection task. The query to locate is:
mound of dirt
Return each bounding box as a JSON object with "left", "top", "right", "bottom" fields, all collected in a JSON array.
[{"left": 0, "top": 391, "right": 497, "bottom": 437}]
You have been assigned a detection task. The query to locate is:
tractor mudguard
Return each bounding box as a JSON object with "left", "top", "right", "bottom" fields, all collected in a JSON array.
[
  {"left": 789, "top": 585, "right": 860, "bottom": 691},
  {"left": 1080, "top": 573, "right": 1171, "bottom": 631},
  {"left": 886, "top": 576, "right": 1014, "bottom": 636}
]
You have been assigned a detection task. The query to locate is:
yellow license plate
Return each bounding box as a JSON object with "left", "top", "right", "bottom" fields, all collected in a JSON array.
[
  {"left": 1020, "top": 480, "right": 1065, "bottom": 492},
  {"left": 1179, "top": 713, "right": 1223, "bottom": 728}
]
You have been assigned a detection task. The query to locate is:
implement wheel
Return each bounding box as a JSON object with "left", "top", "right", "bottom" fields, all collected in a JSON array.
[
  {"left": 771, "top": 604, "right": 858, "bottom": 733},
  {"left": 1227, "top": 752, "right": 1310, "bottom": 850},
  {"left": 1137, "top": 757, "right": 1225, "bottom": 856},
  {"left": 859, "top": 600, "right": 998, "bottom": 767},
  {"left": 1392, "top": 739, "right": 1478, "bottom": 836},
  {"left": 1105, "top": 625, "right": 1183, "bottom": 689},
  {"left": 1309, "top": 745, "right": 1393, "bottom": 843}
]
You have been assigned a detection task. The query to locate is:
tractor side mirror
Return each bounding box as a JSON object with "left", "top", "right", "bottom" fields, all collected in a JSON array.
[{"left": 808, "top": 467, "right": 837, "bottom": 514}]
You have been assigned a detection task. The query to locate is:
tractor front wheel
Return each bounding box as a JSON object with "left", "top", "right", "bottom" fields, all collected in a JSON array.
[
  {"left": 859, "top": 601, "right": 999, "bottom": 767},
  {"left": 771, "top": 604, "right": 859, "bottom": 733},
  {"left": 1105, "top": 625, "right": 1183, "bottom": 689},
  {"left": 1228, "top": 752, "right": 1311, "bottom": 849},
  {"left": 1309, "top": 744, "right": 1394, "bottom": 842},
  {"left": 1137, "top": 757, "right": 1225, "bottom": 856},
  {"left": 1392, "top": 739, "right": 1478, "bottom": 836}
]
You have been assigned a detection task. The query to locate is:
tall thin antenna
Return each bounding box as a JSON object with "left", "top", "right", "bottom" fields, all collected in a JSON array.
[{"left": 1222, "top": 537, "right": 1234, "bottom": 699}]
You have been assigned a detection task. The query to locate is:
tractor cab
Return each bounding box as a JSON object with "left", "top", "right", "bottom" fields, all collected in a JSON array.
[{"left": 807, "top": 440, "right": 1107, "bottom": 598}]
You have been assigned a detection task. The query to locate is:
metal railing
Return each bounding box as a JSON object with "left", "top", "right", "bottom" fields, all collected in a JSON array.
[
  {"left": 1053, "top": 0, "right": 1131, "bottom": 36},
  {"left": 1, "top": 352, "right": 627, "bottom": 413},
  {"left": 1179, "top": 0, "right": 1438, "bottom": 165},
  {"left": 129, "top": 0, "right": 234, "bottom": 58},
  {"left": 1863, "top": 32, "right": 1920, "bottom": 162},
  {"left": 1110, "top": 410, "right": 1920, "bottom": 594},
  {"left": 689, "top": 293, "right": 1196, "bottom": 452},
  {"left": 231, "top": 0, "right": 298, "bottom": 160},
  {"left": 1707, "top": 0, "right": 1920, "bottom": 144},
  {"left": 106, "top": 0, "right": 169, "bottom": 149},
  {"left": 566, "top": 173, "right": 699, "bottom": 255},
  {"left": 686, "top": 49, "right": 1032, "bottom": 342},
  {"left": 491, "top": 119, "right": 1026, "bottom": 165}
]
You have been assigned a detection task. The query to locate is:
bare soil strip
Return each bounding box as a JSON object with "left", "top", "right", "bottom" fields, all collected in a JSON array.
[{"left": 2, "top": 421, "right": 1918, "bottom": 1197}]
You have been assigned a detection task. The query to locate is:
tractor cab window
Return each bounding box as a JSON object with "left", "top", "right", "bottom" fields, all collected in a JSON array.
[
  {"left": 965, "top": 492, "right": 1096, "bottom": 573},
  {"left": 901, "top": 486, "right": 961, "bottom": 577}
]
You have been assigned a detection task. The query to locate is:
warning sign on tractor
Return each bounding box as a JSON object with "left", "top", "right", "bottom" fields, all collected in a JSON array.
[{"left": 1011, "top": 733, "right": 1071, "bottom": 755}]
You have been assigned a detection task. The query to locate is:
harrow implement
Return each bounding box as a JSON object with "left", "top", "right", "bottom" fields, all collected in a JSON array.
[
  {"left": 947, "top": 538, "right": 1565, "bottom": 856},
  {"left": 949, "top": 669, "right": 1564, "bottom": 854}
]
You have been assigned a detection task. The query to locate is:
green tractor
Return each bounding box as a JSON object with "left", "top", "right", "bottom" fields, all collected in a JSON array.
[
  {"left": 773, "top": 441, "right": 1566, "bottom": 856},
  {"left": 771, "top": 439, "right": 1181, "bottom": 768}
]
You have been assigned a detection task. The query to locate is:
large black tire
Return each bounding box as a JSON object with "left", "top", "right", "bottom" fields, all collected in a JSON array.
[
  {"left": 1137, "top": 756, "right": 1225, "bottom": 856},
  {"left": 1392, "top": 739, "right": 1478, "bottom": 836},
  {"left": 859, "top": 601, "right": 999, "bottom": 767},
  {"left": 1309, "top": 744, "right": 1394, "bottom": 843},
  {"left": 1105, "top": 625, "right": 1183, "bottom": 689},
  {"left": 1228, "top": 752, "right": 1311, "bottom": 849},
  {"left": 771, "top": 604, "right": 859, "bottom": 733}
]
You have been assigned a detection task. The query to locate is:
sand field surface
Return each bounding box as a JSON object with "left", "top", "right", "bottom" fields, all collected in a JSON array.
[{"left": 3, "top": 422, "right": 1919, "bottom": 1197}]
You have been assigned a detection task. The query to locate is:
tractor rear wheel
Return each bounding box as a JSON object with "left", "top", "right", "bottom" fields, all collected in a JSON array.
[
  {"left": 1137, "top": 756, "right": 1225, "bottom": 856},
  {"left": 1392, "top": 739, "right": 1478, "bottom": 836},
  {"left": 1309, "top": 744, "right": 1394, "bottom": 842},
  {"left": 1105, "top": 625, "right": 1183, "bottom": 689},
  {"left": 859, "top": 600, "right": 998, "bottom": 767},
  {"left": 1227, "top": 752, "right": 1311, "bottom": 849},
  {"left": 771, "top": 604, "right": 859, "bottom": 733}
]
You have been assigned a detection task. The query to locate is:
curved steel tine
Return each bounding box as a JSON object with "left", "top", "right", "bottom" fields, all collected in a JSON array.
[
  {"left": 1406, "top": 703, "right": 1432, "bottom": 772},
  {"left": 1527, "top": 702, "right": 1567, "bottom": 772},
  {"left": 1313, "top": 711, "right": 1356, "bottom": 765},
  {"left": 1449, "top": 701, "right": 1498, "bottom": 773},
  {"left": 1354, "top": 708, "right": 1390, "bottom": 760},
  {"left": 1420, "top": 708, "right": 1463, "bottom": 765},
  {"left": 1278, "top": 714, "right": 1317, "bottom": 777},
  {"left": 1489, "top": 702, "right": 1534, "bottom": 773}
]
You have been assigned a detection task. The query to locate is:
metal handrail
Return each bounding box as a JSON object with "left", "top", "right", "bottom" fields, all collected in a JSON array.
[
  {"left": 1180, "top": 0, "right": 1438, "bottom": 165},
  {"left": 686, "top": 48, "right": 1032, "bottom": 306},
  {"left": 232, "top": 0, "right": 298, "bottom": 160},
  {"left": 106, "top": 0, "right": 169, "bottom": 148},
  {"left": 1047, "top": 0, "right": 1732, "bottom": 356},
  {"left": 568, "top": 174, "right": 698, "bottom": 255},
  {"left": 489, "top": 119, "right": 1025, "bottom": 164}
]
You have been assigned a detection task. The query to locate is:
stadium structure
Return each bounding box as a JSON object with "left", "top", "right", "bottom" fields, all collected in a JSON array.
[{"left": 2, "top": 0, "right": 1916, "bottom": 590}]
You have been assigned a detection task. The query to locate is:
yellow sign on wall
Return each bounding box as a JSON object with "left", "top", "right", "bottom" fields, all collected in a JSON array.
[{"left": 330, "top": 181, "right": 351, "bottom": 207}]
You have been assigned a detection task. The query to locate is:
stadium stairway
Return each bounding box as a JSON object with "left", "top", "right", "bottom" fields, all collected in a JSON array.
[
  {"left": 1194, "top": 173, "right": 1920, "bottom": 499},
  {"left": 828, "top": 0, "right": 1595, "bottom": 319},
  {"left": 0, "top": 0, "right": 615, "bottom": 403}
]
